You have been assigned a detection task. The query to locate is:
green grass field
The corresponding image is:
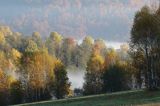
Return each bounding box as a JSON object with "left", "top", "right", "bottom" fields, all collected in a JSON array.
[{"left": 15, "top": 90, "right": 160, "bottom": 106}]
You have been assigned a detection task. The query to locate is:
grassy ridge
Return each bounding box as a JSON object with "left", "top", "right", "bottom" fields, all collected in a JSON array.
[{"left": 15, "top": 90, "right": 160, "bottom": 106}]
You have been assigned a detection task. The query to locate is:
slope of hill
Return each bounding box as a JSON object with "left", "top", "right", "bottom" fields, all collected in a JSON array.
[{"left": 15, "top": 90, "right": 160, "bottom": 106}]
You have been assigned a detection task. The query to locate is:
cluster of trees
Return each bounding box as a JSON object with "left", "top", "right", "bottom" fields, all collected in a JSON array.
[
  {"left": 0, "top": 27, "right": 71, "bottom": 105},
  {"left": 0, "top": 25, "right": 128, "bottom": 105},
  {"left": 83, "top": 5, "right": 160, "bottom": 96},
  {"left": 130, "top": 6, "right": 160, "bottom": 90},
  {"left": 83, "top": 44, "right": 130, "bottom": 95},
  {"left": 0, "top": 24, "right": 130, "bottom": 105},
  {"left": 45, "top": 32, "right": 94, "bottom": 68}
]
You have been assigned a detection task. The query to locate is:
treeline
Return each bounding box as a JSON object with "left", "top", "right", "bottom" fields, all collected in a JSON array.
[
  {"left": 130, "top": 6, "right": 160, "bottom": 90},
  {"left": 82, "top": 5, "right": 160, "bottom": 96},
  {"left": 83, "top": 43, "right": 131, "bottom": 95},
  {"left": 83, "top": 6, "right": 160, "bottom": 95},
  {"left": 0, "top": 25, "right": 129, "bottom": 105},
  {"left": 0, "top": 29, "right": 74, "bottom": 105}
]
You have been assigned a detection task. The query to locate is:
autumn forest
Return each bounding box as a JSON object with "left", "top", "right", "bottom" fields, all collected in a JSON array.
[{"left": 1, "top": 1, "right": 160, "bottom": 106}]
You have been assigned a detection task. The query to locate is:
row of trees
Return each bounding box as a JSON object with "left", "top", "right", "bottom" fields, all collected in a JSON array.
[
  {"left": 0, "top": 24, "right": 131, "bottom": 104},
  {"left": 83, "top": 46, "right": 130, "bottom": 95},
  {"left": 83, "top": 5, "right": 160, "bottom": 96},
  {"left": 0, "top": 28, "right": 71, "bottom": 105},
  {"left": 0, "top": 25, "right": 128, "bottom": 105},
  {"left": 130, "top": 5, "right": 160, "bottom": 90},
  {"left": 0, "top": 29, "right": 110, "bottom": 69}
]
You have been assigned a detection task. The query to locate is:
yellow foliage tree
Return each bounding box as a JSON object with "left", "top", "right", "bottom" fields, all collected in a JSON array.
[
  {"left": 21, "top": 49, "right": 56, "bottom": 101},
  {"left": 0, "top": 32, "right": 5, "bottom": 45}
]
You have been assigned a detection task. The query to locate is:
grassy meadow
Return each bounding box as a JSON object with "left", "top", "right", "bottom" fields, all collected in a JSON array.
[{"left": 15, "top": 90, "right": 160, "bottom": 106}]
